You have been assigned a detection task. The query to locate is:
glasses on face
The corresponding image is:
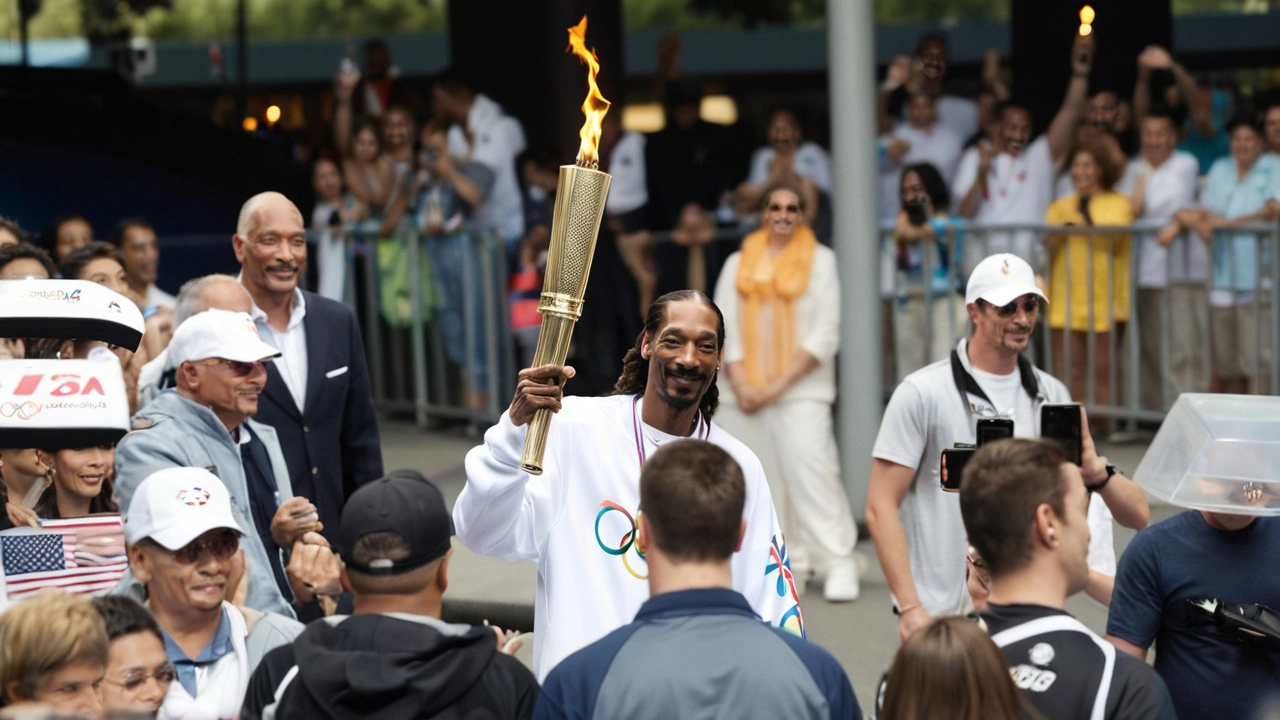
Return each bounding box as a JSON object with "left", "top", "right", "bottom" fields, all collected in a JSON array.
[
  {"left": 152, "top": 530, "right": 239, "bottom": 565},
  {"left": 193, "top": 358, "right": 261, "bottom": 377},
  {"left": 768, "top": 203, "right": 800, "bottom": 214},
  {"left": 105, "top": 664, "right": 176, "bottom": 692},
  {"left": 984, "top": 297, "right": 1041, "bottom": 317}
]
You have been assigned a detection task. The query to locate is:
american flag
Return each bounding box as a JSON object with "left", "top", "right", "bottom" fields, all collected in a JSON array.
[{"left": 1, "top": 515, "right": 128, "bottom": 601}]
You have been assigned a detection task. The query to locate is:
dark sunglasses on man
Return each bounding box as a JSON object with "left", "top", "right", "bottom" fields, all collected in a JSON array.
[
  {"left": 980, "top": 297, "right": 1041, "bottom": 318},
  {"left": 148, "top": 529, "right": 240, "bottom": 565},
  {"left": 192, "top": 358, "right": 262, "bottom": 377}
]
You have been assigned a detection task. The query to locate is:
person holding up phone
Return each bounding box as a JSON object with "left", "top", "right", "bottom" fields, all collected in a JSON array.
[{"left": 866, "top": 253, "right": 1150, "bottom": 646}]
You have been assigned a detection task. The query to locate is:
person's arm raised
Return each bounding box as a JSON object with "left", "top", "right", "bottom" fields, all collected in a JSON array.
[
  {"left": 1080, "top": 405, "right": 1149, "bottom": 530},
  {"left": 1047, "top": 35, "right": 1095, "bottom": 169}
]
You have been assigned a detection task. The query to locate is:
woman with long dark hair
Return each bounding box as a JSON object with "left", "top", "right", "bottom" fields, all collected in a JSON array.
[{"left": 34, "top": 445, "right": 119, "bottom": 519}]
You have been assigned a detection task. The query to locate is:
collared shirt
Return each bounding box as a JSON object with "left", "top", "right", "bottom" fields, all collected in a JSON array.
[
  {"left": 247, "top": 287, "right": 308, "bottom": 414},
  {"left": 1202, "top": 153, "right": 1280, "bottom": 295},
  {"left": 162, "top": 607, "right": 234, "bottom": 697}
]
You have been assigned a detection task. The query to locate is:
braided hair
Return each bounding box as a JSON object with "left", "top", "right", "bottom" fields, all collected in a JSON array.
[{"left": 611, "top": 289, "right": 726, "bottom": 420}]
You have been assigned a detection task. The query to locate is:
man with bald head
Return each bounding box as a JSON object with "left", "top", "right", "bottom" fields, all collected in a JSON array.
[
  {"left": 233, "top": 192, "right": 383, "bottom": 551},
  {"left": 136, "top": 273, "right": 254, "bottom": 411}
]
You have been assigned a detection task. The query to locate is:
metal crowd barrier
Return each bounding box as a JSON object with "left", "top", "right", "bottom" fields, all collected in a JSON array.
[
  {"left": 155, "top": 228, "right": 516, "bottom": 429},
  {"left": 879, "top": 221, "right": 1279, "bottom": 425}
]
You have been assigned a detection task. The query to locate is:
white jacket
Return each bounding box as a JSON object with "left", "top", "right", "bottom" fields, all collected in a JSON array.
[{"left": 454, "top": 394, "right": 804, "bottom": 681}]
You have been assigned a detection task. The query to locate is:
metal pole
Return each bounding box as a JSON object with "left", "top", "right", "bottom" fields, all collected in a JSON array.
[
  {"left": 236, "top": 0, "right": 248, "bottom": 122},
  {"left": 829, "top": 0, "right": 880, "bottom": 520},
  {"left": 19, "top": 0, "right": 32, "bottom": 67}
]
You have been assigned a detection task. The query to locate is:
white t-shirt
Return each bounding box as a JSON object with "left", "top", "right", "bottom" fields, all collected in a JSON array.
[
  {"left": 144, "top": 284, "right": 176, "bottom": 310},
  {"left": 952, "top": 136, "right": 1057, "bottom": 270},
  {"left": 901, "top": 95, "right": 980, "bottom": 145},
  {"left": 747, "top": 141, "right": 833, "bottom": 194},
  {"left": 879, "top": 122, "right": 965, "bottom": 222},
  {"left": 871, "top": 339, "right": 1114, "bottom": 616},
  {"left": 605, "top": 131, "right": 647, "bottom": 216},
  {"left": 1117, "top": 152, "right": 1204, "bottom": 286},
  {"left": 447, "top": 93, "right": 527, "bottom": 238}
]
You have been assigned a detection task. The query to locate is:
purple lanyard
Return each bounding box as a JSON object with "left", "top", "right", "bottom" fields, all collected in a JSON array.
[{"left": 631, "top": 395, "right": 709, "bottom": 468}]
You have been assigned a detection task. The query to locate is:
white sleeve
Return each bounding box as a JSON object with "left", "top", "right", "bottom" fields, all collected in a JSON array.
[
  {"left": 799, "top": 249, "right": 840, "bottom": 362},
  {"left": 1086, "top": 496, "right": 1116, "bottom": 576},
  {"left": 453, "top": 411, "right": 559, "bottom": 563},
  {"left": 951, "top": 147, "right": 979, "bottom": 215},
  {"left": 733, "top": 455, "right": 805, "bottom": 636},
  {"left": 747, "top": 147, "right": 772, "bottom": 187},
  {"left": 1176, "top": 155, "right": 1201, "bottom": 205},
  {"left": 808, "top": 144, "right": 833, "bottom": 193},
  {"left": 714, "top": 253, "right": 745, "bottom": 364}
]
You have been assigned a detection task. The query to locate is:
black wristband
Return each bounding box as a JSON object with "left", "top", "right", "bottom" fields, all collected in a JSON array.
[{"left": 1086, "top": 465, "right": 1118, "bottom": 492}]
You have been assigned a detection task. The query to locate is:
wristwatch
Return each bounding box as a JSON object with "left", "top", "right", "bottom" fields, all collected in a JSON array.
[{"left": 1086, "top": 465, "right": 1119, "bottom": 493}]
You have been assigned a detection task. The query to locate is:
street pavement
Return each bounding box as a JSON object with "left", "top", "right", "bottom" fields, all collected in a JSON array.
[{"left": 381, "top": 421, "right": 1172, "bottom": 710}]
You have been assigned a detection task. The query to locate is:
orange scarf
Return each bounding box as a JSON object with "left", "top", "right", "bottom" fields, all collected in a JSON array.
[{"left": 735, "top": 224, "right": 817, "bottom": 389}]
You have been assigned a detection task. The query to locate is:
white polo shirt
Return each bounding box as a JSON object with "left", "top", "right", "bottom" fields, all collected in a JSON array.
[
  {"left": 952, "top": 136, "right": 1056, "bottom": 270},
  {"left": 1117, "top": 151, "right": 1204, "bottom": 287},
  {"left": 872, "top": 339, "right": 1114, "bottom": 616}
]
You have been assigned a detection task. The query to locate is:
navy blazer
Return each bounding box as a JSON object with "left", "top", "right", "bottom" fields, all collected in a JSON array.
[{"left": 254, "top": 290, "right": 384, "bottom": 550}]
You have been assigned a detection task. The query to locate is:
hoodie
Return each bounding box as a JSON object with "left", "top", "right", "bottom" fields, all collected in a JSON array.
[{"left": 241, "top": 613, "right": 539, "bottom": 720}]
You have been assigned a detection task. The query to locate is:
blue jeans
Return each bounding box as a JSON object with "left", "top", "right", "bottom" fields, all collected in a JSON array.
[{"left": 425, "top": 231, "right": 489, "bottom": 393}]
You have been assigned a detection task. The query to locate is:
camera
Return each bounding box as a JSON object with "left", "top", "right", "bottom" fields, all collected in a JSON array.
[{"left": 941, "top": 418, "right": 1015, "bottom": 492}]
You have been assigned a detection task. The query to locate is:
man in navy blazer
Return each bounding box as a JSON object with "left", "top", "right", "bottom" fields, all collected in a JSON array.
[{"left": 233, "top": 191, "right": 384, "bottom": 550}]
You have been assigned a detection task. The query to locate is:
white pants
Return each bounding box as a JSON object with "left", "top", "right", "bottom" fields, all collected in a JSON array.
[{"left": 715, "top": 395, "right": 856, "bottom": 575}]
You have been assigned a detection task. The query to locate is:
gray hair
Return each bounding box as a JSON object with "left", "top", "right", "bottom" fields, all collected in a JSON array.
[{"left": 173, "top": 274, "right": 242, "bottom": 326}]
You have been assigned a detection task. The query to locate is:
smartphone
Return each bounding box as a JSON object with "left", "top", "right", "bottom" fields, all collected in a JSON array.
[
  {"left": 976, "top": 418, "right": 1014, "bottom": 446},
  {"left": 1041, "top": 403, "right": 1083, "bottom": 465},
  {"left": 941, "top": 448, "right": 976, "bottom": 492},
  {"left": 905, "top": 196, "right": 930, "bottom": 226}
]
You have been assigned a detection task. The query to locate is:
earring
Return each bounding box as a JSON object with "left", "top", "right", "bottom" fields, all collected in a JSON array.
[{"left": 1047, "top": 527, "right": 1057, "bottom": 543}]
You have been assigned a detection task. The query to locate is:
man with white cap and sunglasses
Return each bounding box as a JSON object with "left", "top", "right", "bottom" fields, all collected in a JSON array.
[
  {"left": 865, "top": 253, "right": 1150, "bottom": 644},
  {"left": 124, "top": 467, "right": 302, "bottom": 719},
  {"left": 115, "top": 309, "right": 340, "bottom": 620}
]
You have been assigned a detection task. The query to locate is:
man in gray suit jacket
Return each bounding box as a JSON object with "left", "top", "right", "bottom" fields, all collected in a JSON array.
[{"left": 115, "top": 309, "right": 341, "bottom": 619}]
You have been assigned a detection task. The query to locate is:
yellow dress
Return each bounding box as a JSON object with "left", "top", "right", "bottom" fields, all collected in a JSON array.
[{"left": 1044, "top": 191, "right": 1133, "bottom": 333}]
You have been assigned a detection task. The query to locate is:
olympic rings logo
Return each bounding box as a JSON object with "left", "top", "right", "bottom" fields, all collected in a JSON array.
[
  {"left": 0, "top": 401, "right": 43, "bottom": 420},
  {"left": 594, "top": 500, "right": 648, "bottom": 580}
]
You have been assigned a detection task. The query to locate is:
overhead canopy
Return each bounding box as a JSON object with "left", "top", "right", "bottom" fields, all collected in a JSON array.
[
  {"left": 0, "top": 279, "right": 145, "bottom": 352},
  {"left": 0, "top": 359, "right": 130, "bottom": 448},
  {"left": 1132, "top": 394, "right": 1280, "bottom": 517}
]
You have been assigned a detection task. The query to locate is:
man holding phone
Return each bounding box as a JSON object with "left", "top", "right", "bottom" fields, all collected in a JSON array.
[{"left": 866, "top": 253, "right": 1150, "bottom": 644}]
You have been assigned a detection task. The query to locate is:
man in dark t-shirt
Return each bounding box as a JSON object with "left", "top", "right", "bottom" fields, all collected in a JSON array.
[
  {"left": 960, "top": 439, "right": 1176, "bottom": 720},
  {"left": 1107, "top": 511, "right": 1280, "bottom": 720}
]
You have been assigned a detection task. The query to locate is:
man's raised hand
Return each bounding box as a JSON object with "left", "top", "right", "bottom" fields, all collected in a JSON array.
[{"left": 510, "top": 365, "right": 576, "bottom": 426}]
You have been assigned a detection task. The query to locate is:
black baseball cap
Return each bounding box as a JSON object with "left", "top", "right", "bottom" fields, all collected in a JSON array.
[{"left": 340, "top": 469, "right": 454, "bottom": 575}]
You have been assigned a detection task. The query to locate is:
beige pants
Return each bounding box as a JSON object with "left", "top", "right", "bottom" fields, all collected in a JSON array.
[
  {"left": 893, "top": 294, "right": 967, "bottom": 382},
  {"left": 1211, "top": 293, "right": 1273, "bottom": 393},
  {"left": 715, "top": 395, "right": 856, "bottom": 575},
  {"left": 1137, "top": 286, "right": 1211, "bottom": 410}
]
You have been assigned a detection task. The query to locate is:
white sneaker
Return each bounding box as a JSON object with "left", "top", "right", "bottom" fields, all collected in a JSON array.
[{"left": 823, "top": 562, "right": 860, "bottom": 603}]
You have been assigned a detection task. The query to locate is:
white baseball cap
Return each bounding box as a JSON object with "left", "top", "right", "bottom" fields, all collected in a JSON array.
[
  {"left": 167, "top": 309, "right": 281, "bottom": 366},
  {"left": 124, "top": 467, "right": 245, "bottom": 549},
  {"left": 964, "top": 253, "right": 1048, "bottom": 307}
]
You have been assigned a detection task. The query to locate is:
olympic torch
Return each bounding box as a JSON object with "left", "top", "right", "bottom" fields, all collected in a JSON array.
[{"left": 520, "top": 16, "right": 613, "bottom": 475}]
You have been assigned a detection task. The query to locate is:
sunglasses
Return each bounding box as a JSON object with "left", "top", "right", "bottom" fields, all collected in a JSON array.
[
  {"left": 105, "top": 664, "right": 176, "bottom": 692},
  {"left": 768, "top": 203, "right": 800, "bottom": 213},
  {"left": 193, "top": 358, "right": 261, "bottom": 377},
  {"left": 151, "top": 530, "right": 239, "bottom": 565},
  {"left": 983, "top": 297, "right": 1041, "bottom": 317}
]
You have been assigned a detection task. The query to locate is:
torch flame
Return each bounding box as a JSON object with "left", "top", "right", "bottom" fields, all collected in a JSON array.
[
  {"left": 567, "top": 16, "right": 611, "bottom": 167},
  {"left": 1078, "top": 5, "right": 1094, "bottom": 35}
]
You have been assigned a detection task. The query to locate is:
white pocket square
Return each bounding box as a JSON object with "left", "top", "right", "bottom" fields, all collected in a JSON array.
[{"left": 325, "top": 366, "right": 349, "bottom": 379}]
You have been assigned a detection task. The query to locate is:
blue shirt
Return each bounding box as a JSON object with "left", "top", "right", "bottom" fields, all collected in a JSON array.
[
  {"left": 535, "top": 588, "right": 859, "bottom": 720},
  {"left": 1106, "top": 511, "right": 1280, "bottom": 720},
  {"left": 162, "top": 607, "right": 234, "bottom": 697},
  {"left": 1201, "top": 153, "right": 1280, "bottom": 293}
]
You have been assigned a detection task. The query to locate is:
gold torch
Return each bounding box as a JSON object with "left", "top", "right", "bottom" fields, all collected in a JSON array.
[{"left": 520, "top": 16, "right": 613, "bottom": 475}]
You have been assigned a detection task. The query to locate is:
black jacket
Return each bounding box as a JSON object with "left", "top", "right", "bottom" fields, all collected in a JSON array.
[
  {"left": 242, "top": 613, "right": 539, "bottom": 720},
  {"left": 253, "top": 290, "right": 383, "bottom": 550}
]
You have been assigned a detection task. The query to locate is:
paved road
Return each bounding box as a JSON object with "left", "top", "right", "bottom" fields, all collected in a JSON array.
[{"left": 381, "top": 421, "right": 1172, "bottom": 709}]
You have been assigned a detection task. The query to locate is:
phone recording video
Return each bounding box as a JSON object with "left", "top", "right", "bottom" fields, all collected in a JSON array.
[
  {"left": 1041, "top": 403, "right": 1083, "bottom": 466},
  {"left": 976, "top": 418, "right": 1014, "bottom": 446},
  {"left": 940, "top": 447, "right": 976, "bottom": 493}
]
